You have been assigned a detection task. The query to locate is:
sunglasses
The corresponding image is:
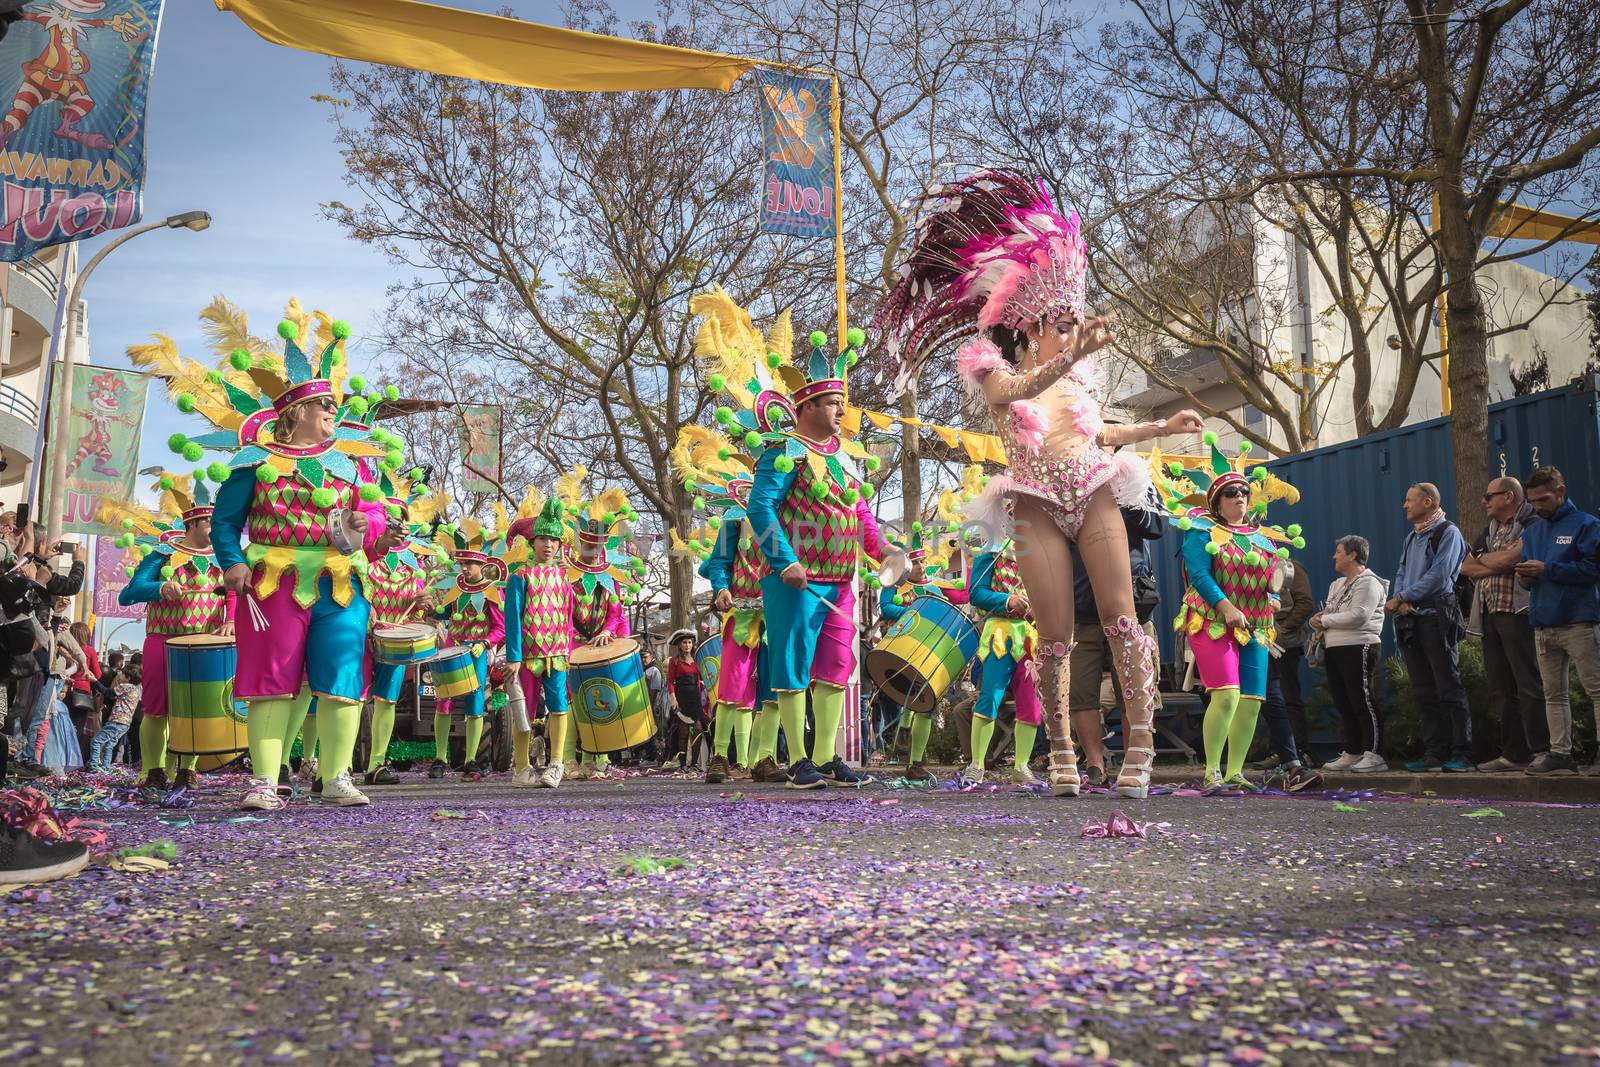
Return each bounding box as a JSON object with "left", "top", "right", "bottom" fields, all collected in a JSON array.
[
  {"left": 1482, "top": 489, "right": 1510, "bottom": 502},
  {"left": 1218, "top": 485, "right": 1251, "bottom": 500}
]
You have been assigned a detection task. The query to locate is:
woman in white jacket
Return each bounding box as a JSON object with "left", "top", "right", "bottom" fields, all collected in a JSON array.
[{"left": 1310, "top": 536, "right": 1390, "bottom": 772}]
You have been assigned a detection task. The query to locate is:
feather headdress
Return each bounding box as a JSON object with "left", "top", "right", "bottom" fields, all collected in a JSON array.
[
  {"left": 97, "top": 471, "right": 224, "bottom": 577},
  {"left": 1151, "top": 436, "right": 1305, "bottom": 554},
  {"left": 873, "top": 169, "right": 1088, "bottom": 397}
]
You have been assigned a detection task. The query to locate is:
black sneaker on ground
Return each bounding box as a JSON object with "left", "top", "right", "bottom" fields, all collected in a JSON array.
[
  {"left": 364, "top": 765, "right": 400, "bottom": 786},
  {"left": 1526, "top": 752, "right": 1578, "bottom": 776},
  {"left": 705, "top": 754, "right": 729, "bottom": 785},
  {"left": 903, "top": 761, "right": 937, "bottom": 783},
  {"left": 427, "top": 760, "right": 447, "bottom": 780},
  {"left": 751, "top": 756, "right": 789, "bottom": 784},
  {"left": 10, "top": 759, "right": 47, "bottom": 781},
  {"left": 461, "top": 762, "right": 483, "bottom": 782},
  {"left": 818, "top": 757, "right": 864, "bottom": 785},
  {"left": 785, "top": 758, "right": 825, "bottom": 790},
  {"left": 0, "top": 824, "right": 90, "bottom": 886},
  {"left": 276, "top": 766, "right": 292, "bottom": 797}
]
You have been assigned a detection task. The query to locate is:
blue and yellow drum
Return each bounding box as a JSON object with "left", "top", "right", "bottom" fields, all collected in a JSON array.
[
  {"left": 166, "top": 633, "right": 249, "bottom": 764},
  {"left": 867, "top": 594, "right": 979, "bottom": 713},
  {"left": 373, "top": 623, "right": 437, "bottom": 665},
  {"left": 695, "top": 635, "right": 722, "bottom": 703},
  {"left": 569, "top": 637, "right": 656, "bottom": 753},
  {"left": 427, "top": 647, "right": 481, "bottom": 699}
]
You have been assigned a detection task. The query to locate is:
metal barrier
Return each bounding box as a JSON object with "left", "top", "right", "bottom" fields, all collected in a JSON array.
[{"left": 0, "top": 381, "right": 39, "bottom": 425}]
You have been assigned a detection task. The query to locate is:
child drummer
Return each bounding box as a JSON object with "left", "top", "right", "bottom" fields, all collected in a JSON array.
[
  {"left": 428, "top": 520, "right": 506, "bottom": 782},
  {"left": 504, "top": 496, "right": 575, "bottom": 789}
]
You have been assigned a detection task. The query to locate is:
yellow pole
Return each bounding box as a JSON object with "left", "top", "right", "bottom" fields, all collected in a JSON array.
[
  {"left": 832, "top": 74, "right": 846, "bottom": 352},
  {"left": 1434, "top": 187, "right": 1451, "bottom": 416}
]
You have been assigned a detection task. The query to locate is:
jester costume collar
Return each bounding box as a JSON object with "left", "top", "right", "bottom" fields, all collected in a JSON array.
[{"left": 432, "top": 518, "right": 508, "bottom": 616}]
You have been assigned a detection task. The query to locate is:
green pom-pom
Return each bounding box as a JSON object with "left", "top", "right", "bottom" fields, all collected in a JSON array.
[
  {"left": 715, "top": 405, "right": 734, "bottom": 424},
  {"left": 160, "top": 565, "right": 175, "bottom": 580},
  {"left": 192, "top": 466, "right": 208, "bottom": 483},
  {"left": 716, "top": 447, "right": 731, "bottom": 461},
  {"left": 1292, "top": 536, "right": 1306, "bottom": 550},
  {"left": 743, "top": 431, "right": 762, "bottom": 449},
  {"left": 891, "top": 592, "right": 904, "bottom": 607},
  {"left": 628, "top": 583, "right": 641, "bottom": 594},
  {"left": 1244, "top": 551, "right": 1261, "bottom": 568},
  {"left": 1169, "top": 500, "right": 1187, "bottom": 516},
  {"left": 441, "top": 522, "right": 458, "bottom": 535},
  {"left": 1177, "top": 517, "right": 1193, "bottom": 531},
  {"left": 1286, "top": 524, "right": 1302, "bottom": 538},
  {"left": 229, "top": 348, "right": 252, "bottom": 371},
  {"left": 861, "top": 483, "right": 876, "bottom": 499},
  {"left": 349, "top": 375, "right": 367, "bottom": 393},
  {"left": 277, "top": 320, "right": 298, "bottom": 341},
  {"left": 206, "top": 370, "right": 223, "bottom": 385},
  {"left": 682, "top": 478, "right": 697, "bottom": 493},
  {"left": 408, "top": 466, "right": 424, "bottom": 480},
  {"left": 330, "top": 319, "right": 352, "bottom": 340},
  {"left": 452, "top": 612, "right": 464, "bottom": 623},
  {"left": 137, "top": 544, "right": 152, "bottom": 557},
  {"left": 255, "top": 464, "right": 276, "bottom": 483},
  {"left": 865, "top": 455, "right": 882, "bottom": 472},
  {"left": 809, "top": 480, "right": 828, "bottom": 500},
  {"left": 1237, "top": 441, "right": 1252, "bottom": 455},
  {"left": 1277, "top": 547, "right": 1291, "bottom": 559},
  {"left": 167, "top": 433, "right": 188, "bottom": 454},
  {"left": 176, "top": 393, "right": 196, "bottom": 413},
  {"left": 121, "top": 517, "right": 135, "bottom": 531},
  {"left": 206, "top": 462, "right": 229, "bottom": 483},
  {"left": 383, "top": 385, "right": 400, "bottom": 401},
  {"left": 773, "top": 455, "right": 794, "bottom": 474},
  {"left": 911, "top": 521, "right": 924, "bottom": 535},
  {"left": 1251, "top": 466, "right": 1268, "bottom": 483},
  {"left": 846, "top": 327, "right": 865, "bottom": 348},
  {"left": 385, "top": 447, "right": 404, "bottom": 465},
  {"left": 1204, "top": 541, "right": 1220, "bottom": 556},
  {"left": 808, "top": 330, "right": 828, "bottom": 348},
  {"left": 181, "top": 443, "right": 204, "bottom": 462},
  {"left": 842, "top": 488, "right": 860, "bottom": 505},
  {"left": 347, "top": 396, "right": 370, "bottom": 417},
  {"left": 311, "top": 487, "right": 337, "bottom": 508},
  {"left": 1168, "top": 461, "right": 1184, "bottom": 476},
  {"left": 386, "top": 504, "right": 402, "bottom": 519},
  {"left": 707, "top": 373, "right": 726, "bottom": 392},
  {"left": 739, "top": 538, "right": 752, "bottom": 552},
  {"left": 846, "top": 350, "right": 860, "bottom": 367},
  {"left": 158, "top": 475, "right": 175, "bottom": 491},
  {"left": 1202, "top": 430, "right": 1218, "bottom": 447},
  {"left": 123, "top": 565, "right": 136, "bottom": 578},
  {"left": 693, "top": 497, "right": 707, "bottom": 511},
  {"left": 707, "top": 516, "right": 722, "bottom": 530},
  {"left": 359, "top": 483, "right": 383, "bottom": 502},
  {"left": 952, "top": 577, "right": 967, "bottom": 591},
  {"left": 114, "top": 533, "right": 131, "bottom": 548},
  {"left": 866, "top": 575, "right": 881, "bottom": 590}
]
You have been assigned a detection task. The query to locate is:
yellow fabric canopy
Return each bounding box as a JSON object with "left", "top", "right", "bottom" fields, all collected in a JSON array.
[
  {"left": 1487, "top": 202, "right": 1600, "bottom": 246},
  {"left": 216, "top": 0, "right": 757, "bottom": 91}
]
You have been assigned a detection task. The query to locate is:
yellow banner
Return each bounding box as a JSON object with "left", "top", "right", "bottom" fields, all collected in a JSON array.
[
  {"left": 849, "top": 405, "right": 1009, "bottom": 466},
  {"left": 217, "top": 0, "right": 756, "bottom": 91}
]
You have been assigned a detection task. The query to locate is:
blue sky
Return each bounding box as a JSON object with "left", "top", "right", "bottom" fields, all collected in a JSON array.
[{"left": 79, "top": 1, "right": 593, "bottom": 486}]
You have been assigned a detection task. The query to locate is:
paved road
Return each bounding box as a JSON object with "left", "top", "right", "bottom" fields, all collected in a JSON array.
[{"left": 5, "top": 773, "right": 1598, "bottom": 1065}]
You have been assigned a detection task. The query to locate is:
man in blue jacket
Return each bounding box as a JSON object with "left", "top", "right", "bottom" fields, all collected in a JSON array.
[
  {"left": 1515, "top": 466, "right": 1600, "bottom": 775},
  {"left": 1388, "top": 482, "right": 1471, "bottom": 771}
]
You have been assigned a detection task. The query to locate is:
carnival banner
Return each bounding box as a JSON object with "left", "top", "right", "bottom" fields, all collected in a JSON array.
[
  {"left": 459, "top": 404, "right": 502, "bottom": 496},
  {"left": 44, "top": 364, "right": 149, "bottom": 535},
  {"left": 0, "top": 0, "right": 164, "bottom": 261},
  {"left": 755, "top": 68, "right": 835, "bottom": 240},
  {"left": 92, "top": 533, "right": 142, "bottom": 620}
]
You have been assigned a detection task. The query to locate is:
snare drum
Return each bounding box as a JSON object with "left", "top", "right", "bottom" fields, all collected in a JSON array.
[
  {"left": 427, "top": 647, "right": 481, "bottom": 699},
  {"left": 695, "top": 634, "right": 722, "bottom": 702},
  {"left": 373, "top": 622, "right": 437, "bottom": 665},
  {"left": 568, "top": 638, "right": 656, "bottom": 753},
  {"left": 166, "top": 633, "right": 249, "bottom": 758},
  {"left": 867, "top": 594, "right": 978, "bottom": 713}
]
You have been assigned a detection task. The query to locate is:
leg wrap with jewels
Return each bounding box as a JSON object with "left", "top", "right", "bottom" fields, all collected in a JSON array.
[
  {"left": 1035, "top": 640, "right": 1079, "bottom": 796},
  {"left": 1104, "top": 615, "right": 1160, "bottom": 799}
]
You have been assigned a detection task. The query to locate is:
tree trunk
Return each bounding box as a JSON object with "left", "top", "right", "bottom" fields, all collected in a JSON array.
[
  {"left": 668, "top": 496, "right": 696, "bottom": 632},
  {"left": 1443, "top": 242, "right": 1491, "bottom": 543}
]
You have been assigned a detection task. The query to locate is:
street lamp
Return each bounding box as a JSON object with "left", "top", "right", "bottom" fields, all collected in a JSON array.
[{"left": 42, "top": 210, "right": 211, "bottom": 548}]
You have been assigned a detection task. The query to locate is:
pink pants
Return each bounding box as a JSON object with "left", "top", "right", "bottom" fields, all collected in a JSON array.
[
  {"left": 713, "top": 614, "right": 761, "bottom": 710},
  {"left": 140, "top": 633, "right": 171, "bottom": 719}
]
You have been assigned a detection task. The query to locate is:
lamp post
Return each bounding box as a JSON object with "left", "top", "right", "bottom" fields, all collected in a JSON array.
[{"left": 42, "top": 211, "right": 211, "bottom": 549}]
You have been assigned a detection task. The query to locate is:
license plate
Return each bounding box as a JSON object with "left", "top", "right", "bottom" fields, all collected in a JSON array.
[{"left": 421, "top": 685, "right": 435, "bottom": 697}]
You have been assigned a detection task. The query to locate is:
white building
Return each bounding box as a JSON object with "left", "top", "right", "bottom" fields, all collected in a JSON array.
[
  {"left": 0, "top": 246, "right": 88, "bottom": 514},
  {"left": 1107, "top": 202, "right": 1591, "bottom": 455}
]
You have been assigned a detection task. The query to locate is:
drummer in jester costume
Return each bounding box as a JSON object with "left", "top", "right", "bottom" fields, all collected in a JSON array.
[
  {"left": 1156, "top": 436, "right": 1303, "bottom": 791},
  {"left": 102, "top": 472, "right": 236, "bottom": 791},
  {"left": 428, "top": 519, "right": 507, "bottom": 781},
  {"left": 876, "top": 524, "right": 970, "bottom": 781},
  {"left": 143, "top": 304, "right": 393, "bottom": 811},
  {"left": 968, "top": 523, "right": 1046, "bottom": 788},
  {"left": 504, "top": 495, "right": 576, "bottom": 790},
  {"left": 361, "top": 467, "right": 443, "bottom": 786},
  {"left": 746, "top": 328, "right": 885, "bottom": 790}
]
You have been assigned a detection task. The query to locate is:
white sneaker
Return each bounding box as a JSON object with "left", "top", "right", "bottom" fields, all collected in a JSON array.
[
  {"left": 1323, "top": 752, "right": 1361, "bottom": 771},
  {"left": 240, "top": 778, "right": 284, "bottom": 811},
  {"left": 1000, "top": 765, "right": 1040, "bottom": 786},
  {"left": 298, "top": 758, "right": 318, "bottom": 783},
  {"left": 538, "top": 762, "right": 564, "bottom": 789},
  {"left": 1351, "top": 751, "right": 1388, "bottom": 773},
  {"left": 962, "top": 762, "right": 985, "bottom": 783},
  {"left": 512, "top": 766, "right": 538, "bottom": 788},
  {"left": 321, "top": 770, "right": 370, "bottom": 807}
]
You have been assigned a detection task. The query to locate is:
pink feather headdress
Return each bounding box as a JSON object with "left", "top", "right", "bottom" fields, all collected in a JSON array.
[{"left": 872, "top": 170, "right": 1088, "bottom": 398}]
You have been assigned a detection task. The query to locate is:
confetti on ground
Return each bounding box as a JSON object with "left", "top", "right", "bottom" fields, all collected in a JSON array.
[
  {"left": 3, "top": 771, "right": 1596, "bottom": 1064},
  {"left": 1462, "top": 807, "right": 1506, "bottom": 818}
]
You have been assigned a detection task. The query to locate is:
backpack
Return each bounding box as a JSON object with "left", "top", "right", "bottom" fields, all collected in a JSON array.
[{"left": 1425, "top": 521, "right": 1476, "bottom": 619}]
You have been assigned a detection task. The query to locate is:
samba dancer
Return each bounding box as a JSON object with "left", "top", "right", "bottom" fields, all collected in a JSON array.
[
  {"left": 504, "top": 495, "right": 576, "bottom": 790},
  {"left": 104, "top": 473, "right": 235, "bottom": 791},
  {"left": 429, "top": 520, "right": 507, "bottom": 782},
  {"left": 199, "top": 313, "right": 394, "bottom": 810},
  {"left": 1156, "top": 439, "right": 1304, "bottom": 791},
  {"left": 746, "top": 329, "right": 885, "bottom": 790},
  {"left": 876, "top": 170, "right": 1204, "bottom": 798}
]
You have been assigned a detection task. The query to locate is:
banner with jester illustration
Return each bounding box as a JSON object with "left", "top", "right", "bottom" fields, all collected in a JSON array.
[
  {"left": 459, "top": 404, "right": 501, "bottom": 496},
  {"left": 44, "top": 364, "right": 149, "bottom": 535},
  {"left": 92, "top": 533, "right": 142, "bottom": 619},
  {"left": 755, "top": 68, "right": 835, "bottom": 240},
  {"left": 0, "top": 0, "right": 164, "bottom": 261}
]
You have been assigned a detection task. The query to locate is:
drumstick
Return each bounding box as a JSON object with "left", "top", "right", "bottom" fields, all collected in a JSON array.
[{"left": 803, "top": 584, "right": 861, "bottom": 628}]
